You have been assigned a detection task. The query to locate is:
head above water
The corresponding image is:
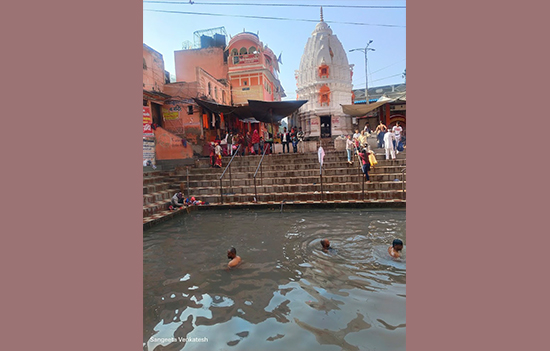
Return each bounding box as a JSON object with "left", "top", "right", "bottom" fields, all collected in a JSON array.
[
  {"left": 227, "top": 247, "right": 237, "bottom": 259},
  {"left": 392, "top": 239, "right": 404, "bottom": 251},
  {"left": 320, "top": 239, "right": 331, "bottom": 249}
]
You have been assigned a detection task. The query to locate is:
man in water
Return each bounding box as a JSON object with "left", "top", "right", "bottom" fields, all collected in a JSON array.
[
  {"left": 388, "top": 239, "right": 404, "bottom": 258},
  {"left": 320, "top": 239, "right": 333, "bottom": 253},
  {"left": 227, "top": 247, "right": 242, "bottom": 268}
]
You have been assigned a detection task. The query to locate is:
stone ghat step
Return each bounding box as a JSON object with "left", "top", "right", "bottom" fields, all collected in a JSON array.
[
  {"left": 186, "top": 162, "right": 405, "bottom": 175},
  {"left": 143, "top": 176, "right": 166, "bottom": 185},
  {"left": 187, "top": 180, "right": 406, "bottom": 196},
  {"left": 183, "top": 168, "right": 406, "bottom": 181},
  {"left": 175, "top": 157, "right": 406, "bottom": 172},
  {"left": 221, "top": 151, "right": 406, "bottom": 163},
  {"left": 204, "top": 199, "right": 406, "bottom": 209},
  {"left": 143, "top": 189, "right": 172, "bottom": 206},
  {"left": 186, "top": 173, "right": 406, "bottom": 188},
  {"left": 143, "top": 199, "right": 172, "bottom": 217},
  {"left": 201, "top": 189, "right": 406, "bottom": 204},
  {"left": 143, "top": 182, "right": 171, "bottom": 195}
]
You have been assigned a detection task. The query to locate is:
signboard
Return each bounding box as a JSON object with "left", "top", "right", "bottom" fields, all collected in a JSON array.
[
  {"left": 163, "top": 111, "right": 179, "bottom": 121},
  {"left": 143, "top": 106, "right": 154, "bottom": 137},
  {"left": 233, "top": 54, "right": 260, "bottom": 65},
  {"left": 143, "top": 138, "right": 155, "bottom": 166}
]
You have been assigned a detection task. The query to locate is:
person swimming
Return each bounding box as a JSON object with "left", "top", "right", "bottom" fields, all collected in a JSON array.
[
  {"left": 320, "top": 239, "right": 333, "bottom": 253},
  {"left": 388, "top": 239, "right": 404, "bottom": 258},
  {"left": 227, "top": 247, "right": 242, "bottom": 268}
]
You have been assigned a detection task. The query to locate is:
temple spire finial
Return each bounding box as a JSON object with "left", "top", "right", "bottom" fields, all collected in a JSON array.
[{"left": 320, "top": 7, "right": 324, "bottom": 22}]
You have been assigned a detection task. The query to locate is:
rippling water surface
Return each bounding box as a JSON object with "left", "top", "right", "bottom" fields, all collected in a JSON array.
[{"left": 144, "top": 209, "right": 406, "bottom": 351}]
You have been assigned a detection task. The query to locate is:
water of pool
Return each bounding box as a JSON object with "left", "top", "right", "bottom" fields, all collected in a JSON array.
[{"left": 144, "top": 208, "right": 406, "bottom": 351}]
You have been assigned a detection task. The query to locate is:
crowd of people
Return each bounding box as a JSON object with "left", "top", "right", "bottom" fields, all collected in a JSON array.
[
  {"left": 279, "top": 126, "right": 305, "bottom": 153},
  {"left": 343, "top": 121, "right": 406, "bottom": 181},
  {"left": 373, "top": 121, "right": 406, "bottom": 160},
  {"left": 206, "top": 126, "right": 308, "bottom": 169}
]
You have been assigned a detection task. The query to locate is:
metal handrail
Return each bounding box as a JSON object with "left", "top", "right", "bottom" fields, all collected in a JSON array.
[
  {"left": 253, "top": 146, "right": 269, "bottom": 201},
  {"left": 218, "top": 144, "right": 241, "bottom": 204},
  {"left": 401, "top": 167, "right": 406, "bottom": 200},
  {"left": 186, "top": 166, "right": 190, "bottom": 199},
  {"left": 320, "top": 160, "right": 324, "bottom": 201}
]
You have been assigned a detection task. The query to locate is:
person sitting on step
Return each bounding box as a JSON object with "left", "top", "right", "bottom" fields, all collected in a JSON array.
[{"left": 170, "top": 192, "right": 184, "bottom": 209}]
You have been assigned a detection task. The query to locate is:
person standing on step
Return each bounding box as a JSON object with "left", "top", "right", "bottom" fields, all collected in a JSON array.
[
  {"left": 353, "top": 128, "right": 361, "bottom": 141},
  {"left": 375, "top": 121, "right": 387, "bottom": 148},
  {"left": 209, "top": 142, "right": 216, "bottom": 167},
  {"left": 297, "top": 127, "right": 305, "bottom": 153},
  {"left": 252, "top": 129, "right": 260, "bottom": 155},
  {"left": 392, "top": 122, "right": 403, "bottom": 154},
  {"left": 291, "top": 126, "right": 299, "bottom": 153},
  {"left": 214, "top": 142, "right": 223, "bottom": 168},
  {"left": 383, "top": 129, "right": 396, "bottom": 160},
  {"left": 359, "top": 130, "right": 368, "bottom": 150},
  {"left": 227, "top": 131, "right": 234, "bottom": 156},
  {"left": 363, "top": 123, "right": 372, "bottom": 136},
  {"left": 345, "top": 135, "right": 354, "bottom": 165},
  {"left": 281, "top": 127, "right": 290, "bottom": 153}
]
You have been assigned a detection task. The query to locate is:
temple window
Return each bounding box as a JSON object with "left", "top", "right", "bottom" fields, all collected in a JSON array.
[
  {"left": 231, "top": 48, "right": 238, "bottom": 56},
  {"left": 319, "top": 85, "right": 331, "bottom": 106},
  {"left": 249, "top": 46, "right": 257, "bottom": 54},
  {"left": 319, "top": 65, "right": 329, "bottom": 78},
  {"left": 239, "top": 47, "right": 248, "bottom": 55}
]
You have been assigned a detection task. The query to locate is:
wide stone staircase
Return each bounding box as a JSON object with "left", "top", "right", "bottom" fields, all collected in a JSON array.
[{"left": 143, "top": 145, "right": 406, "bottom": 226}]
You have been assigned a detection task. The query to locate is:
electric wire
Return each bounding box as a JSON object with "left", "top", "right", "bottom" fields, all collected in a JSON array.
[
  {"left": 144, "top": 9, "right": 406, "bottom": 27},
  {"left": 143, "top": 1, "right": 406, "bottom": 9}
]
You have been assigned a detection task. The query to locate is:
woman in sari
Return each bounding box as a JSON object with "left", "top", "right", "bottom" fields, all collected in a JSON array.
[{"left": 214, "top": 142, "right": 223, "bottom": 168}]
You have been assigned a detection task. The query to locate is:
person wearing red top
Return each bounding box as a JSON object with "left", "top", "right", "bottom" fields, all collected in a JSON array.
[
  {"left": 358, "top": 148, "right": 372, "bottom": 182},
  {"left": 251, "top": 129, "right": 260, "bottom": 155}
]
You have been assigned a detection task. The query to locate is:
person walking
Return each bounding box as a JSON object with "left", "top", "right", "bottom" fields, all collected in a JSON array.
[
  {"left": 383, "top": 129, "right": 396, "bottom": 160},
  {"left": 358, "top": 148, "right": 372, "bottom": 183}
]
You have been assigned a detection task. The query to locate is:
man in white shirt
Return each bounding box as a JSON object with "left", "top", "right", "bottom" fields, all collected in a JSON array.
[
  {"left": 383, "top": 130, "right": 396, "bottom": 160},
  {"left": 392, "top": 122, "right": 403, "bottom": 154}
]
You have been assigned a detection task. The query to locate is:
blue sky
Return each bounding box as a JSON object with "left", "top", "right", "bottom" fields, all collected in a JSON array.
[{"left": 143, "top": 0, "right": 406, "bottom": 100}]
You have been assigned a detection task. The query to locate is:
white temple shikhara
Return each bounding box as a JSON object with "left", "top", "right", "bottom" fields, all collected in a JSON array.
[{"left": 294, "top": 7, "right": 354, "bottom": 138}]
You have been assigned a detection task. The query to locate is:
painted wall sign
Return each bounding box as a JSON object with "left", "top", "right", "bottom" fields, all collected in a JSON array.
[
  {"left": 143, "top": 106, "right": 153, "bottom": 136},
  {"left": 143, "top": 138, "right": 155, "bottom": 165},
  {"left": 234, "top": 54, "right": 260, "bottom": 65}
]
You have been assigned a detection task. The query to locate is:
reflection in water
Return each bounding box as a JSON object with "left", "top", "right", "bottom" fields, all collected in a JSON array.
[{"left": 144, "top": 209, "right": 406, "bottom": 351}]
